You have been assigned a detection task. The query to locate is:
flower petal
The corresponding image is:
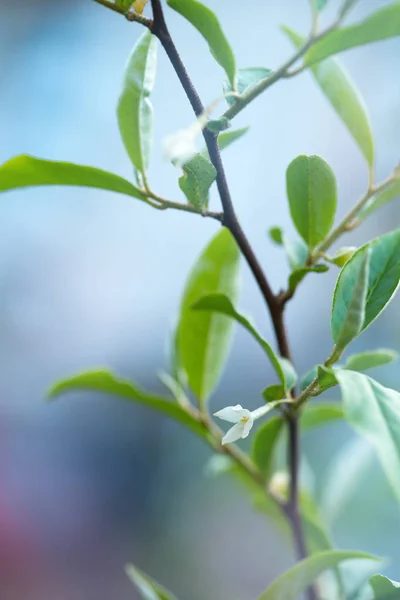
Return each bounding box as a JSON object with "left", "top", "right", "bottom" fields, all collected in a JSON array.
[
  {"left": 241, "top": 417, "right": 254, "bottom": 439},
  {"left": 214, "top": 404, "right": 248, "bottom": 423},
  {"left": 222, "top": 422, "right": 245, "bottom": 445}
]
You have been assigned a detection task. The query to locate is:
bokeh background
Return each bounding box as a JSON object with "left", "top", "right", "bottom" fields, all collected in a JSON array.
[{"left": 0, "top": 0, "right": 399, "bottom": 598}]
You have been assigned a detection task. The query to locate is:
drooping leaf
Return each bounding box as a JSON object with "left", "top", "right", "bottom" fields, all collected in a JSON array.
[
  {"left": 49, "top": 370, "right": 206, "bottom": 438},
  {"left": 252, "top": 417, "right": 284, "bottom": 480},
  {"left": 369, "top": 575, "right": 400, "bottom": 599},
  {"left": 126, "top": 564, "right": 179, "bottom": 600},
  {"left": 336, "top": 369, "right": 400, "bottom": 502},
  {"left": 286, "top": 155, "right": 337, "bottom": 248},
  {"left": 283, "top": 26, "right": 374, "bottom": 166},
  {"left": 301, "top": 402, "right": 344, "bottom": 431},
  {"left": 257, "top": 550, "right": 378, "bottom": 600},
  {"left": 117, "top": 30, "right": 157, "bottom": 174},
  {"left": 223, "top": 67, "right": 272, "bottom": 105},
  {"left": 177, "top": 229, "right": 240, "bottom": 404},
  {"left": 192, "top": 293, "right": 292, "bottom": 389},
  {"left": 331, "top": 229, "right": 400, "bottom": 342},
  {"left": 358, "top": 176, "right": 400, "bottom": 221},
  {"left": 305, "top": 3, "right": 400, "bottom": 66},
  {"left": 167, "top": 0, "right": 236, "bottom": 87},
  {"left": 345, "top": 349, "right": 398, "bottom": 372},
  {"left": 178, "top": 153, "right": 217, "bottom": 209},
  {"left": 0, "top": 155, "right": 145, "bottom": 200},
  {"left": 288, "top": 264, "right": 329, "bottom": 291}
]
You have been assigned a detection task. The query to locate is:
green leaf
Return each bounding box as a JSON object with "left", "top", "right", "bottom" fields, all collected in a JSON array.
[
  {"left": 49, "top": 370, "right": 206, "bottom": 439},
  {"left": 331, "top": 229, "right": 400, "bottom": 342},
  {"left": 223, "top": 67, "right": 272, "bottom": 105},
  {"left": 283, "top": 26, "right": 374, "bottom": 166},
  {"left": 370, "top": 575, "right": 400, "bottom": 599},
  {"left": 306, "top": 3, "right": 400, "bottom": 66},
  {"left": 167, "top": 0, "right": 236, "bottom": 87},
  {"left": 288, "top": 265, "right": 329, "bottom": 292},
  {"left": 336, "top": 369, "right": 400, "bottom": 502},
  {"left": 252, "top": 417, "right": 284, "bottom": 479},
  {"left": 0, "top": 155, "right": 145, "bottom": 200},
  {"left": 345, "top": 349, "right": 398, "bottom": 372},
  {"left": 286, "top": 155, "right": 338, "bottom": 249},
  {"left": 201, "top": 127, "right": 249, "bottom": 159},
  {"left": 358, "top": 176, "right": 400, "bottom": 221},
  {"left": 301, "top": 402, "right": 344, "bottom": 431},
  {"left": 117, "top": 30, "right": 157, "bottom": 174},
  {"left": 269, "top": 227, "right": 309, "bottom": 271},
  {"left": 177, "top": 229, "right": 240, "bottom": 404},
  {"left": 192, "top": 292, "right": 291, "bottom": 389},
  {"left": 333, "top": 249, "right": 370, "bottom": 351},
  {"left": 178, "top": 153, "right": 216, "bottom": 209},
  {"left": 257, "top": 550, "right": 378, "bottom": 600},
  {"left": 262, "top": 384, "right": 285, "bottom": 402},
  {"left": 126, "top": 564, "right": 179, "bottom": 600}
]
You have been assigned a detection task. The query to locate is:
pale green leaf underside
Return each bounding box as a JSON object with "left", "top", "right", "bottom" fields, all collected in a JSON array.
[
  {"left": 224, "top": 67, "right": 272, "bottom": 105},
  {"left": 345, "top": 349, "right": 398, "bottom": 372},
  {"left": 369, "top": 574, "right": 400, "bottom": 599},
  {"left": 126, "top": 564, "right": 179, "bottom": 600},
  {"left": 300, "top": 402, "right": 344, "bottom": 431}
]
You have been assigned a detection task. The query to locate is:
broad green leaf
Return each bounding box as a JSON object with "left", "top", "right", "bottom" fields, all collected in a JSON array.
[
  {"left": 334, "top": 249, "right": 370, "bottom": 351},
  {"left": 223, "top": 67, "right": 272, "bottom": 105},
  {"left": 49, "top": 370, "right": 206, "bottom": 438},
  {"left": 126, "top": 564, "right": 178, "bottom": 600},
  {"left": 192, "top": 293, "right": 290, "bottom": 388},
  {"left": 288, "top": 264, "right": 328, "bottom": 292},
  {"left": 331, "top": 229, "right": 400, "bottom": 342},
  {"left": 117, "top": 30, "right": 157, "bottom": 174},
  {"left": 269, "top": 227, "right": 309, "bottom": 270},
  {"left": 283, "top": 26, "right": 374, "bottom": 166},
  {"left": 178, "top": 153, "right": 216, "bottom": 209},
  {"left": 257, "top": 550, "right": 378, "bottom": 600},
  {"left": 167, "top": 0, "right": 236, "bottom": 86},
  {"left": 345, "top": 349, "right": 398, "bottom": 372},
  {"left": 306, "top": 3, "right": 400, "bottom": 66},
  {"left": 0, "top": 155, "right": 145, "bottom": 200},
  {"left": 301, "top": 402, "right": 344, "bottom": 431},
  {"left": 358, "top": 176, "right": 400, "bottom": 221},
  {"left": 370, "top": 575, "right": 400, "bottom": 598},
  {"left": 286, "top": 155, "right": 337, "bottom": 248},
  {"left": 177, "top": 229, "right": 240, "bottom": 404},
  {"left": 336, "top": 369, "right": 400, "bottom": 502},
  {"left": 252, "top": 417, "right": 284, "bottom": 479}
]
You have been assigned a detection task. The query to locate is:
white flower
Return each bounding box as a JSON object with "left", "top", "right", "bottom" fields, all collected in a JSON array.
[
  {"left": 162, "top": 122, "right": 202, "bottom": 167},
  {"left": 214, "top": 402, "right": 285, "bottom": 445}
]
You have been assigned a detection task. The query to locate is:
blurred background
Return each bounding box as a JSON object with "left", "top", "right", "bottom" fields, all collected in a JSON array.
[{"left": 0, "top": 0, "right": 399, "bottom": 598}]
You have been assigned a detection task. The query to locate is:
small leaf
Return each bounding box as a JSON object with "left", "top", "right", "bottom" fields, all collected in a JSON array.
[
  {"left": 288, "top": 264, "right": 328, "bottom": 292},
  {"left": 331, "top": 229, "right": 400, "bottom": 341},
  {"left": 269, "top": 227, "right": 309, "bottom": 271},
  {"left": 177, "top": 229, "right": 240, "bottom": 404},
  {"left": 345, "top": 349, "right": 398, "bottom": 372},
  {"left": 269, "top": 226, "right": 283, "bottom": 245},
  {"left": 201, "top": 127, "right": 249, "bottom": 159},
  {"left": 117, "top": 30, "right": 158, "bottom": 174},
  {"left": 286, "top": 155, "right": 337, "bottom": 249},
  {"left": 369, "top": 575, "right": 400, "bottom": 598},
  {"left": 329, "top": 246, "right": 357, "bottom": 267},
  {"left": 262, "top": 384, "right": 285, "bottom": 402},
  {"left": 283, "top": 26, "right": 374, "bottom": 166},
  {"left": 336, "top": 369, "right": 400, "bottom": 502},
  {"left": 309, "top": 0, "right": 329, "bottom": 12},
  {"left": 206, "top": 117, "right": 231, "bottom": 133},
  {"left": 223, "top": 67, "right": 272, "bottom": 105},
  {"left": 306, "top": 3, "right": 400, "bottom": 66},
  {"left": 301, "top": 402, "right": 344, "bottom": 431},
  {"left": 257, "top": 550, "right": 378, "bottom": 600},
  {"left": 333, "top": 249, "right": 370, "bottom": 351},
  {"left": 192, "top": 293, "right": 291, "bottom": 389},
  {"left": 358, "top": 176, "right": 400, "bottom": 221},
  {"left": 0, "top": 155, "right": 145, "bottom": 200},
  {"left": 178, "top": 153, "right": 217, "bottom": 209},
  {"left": 252, "top": 417, "right": 284, "bottom": 479},
  {"left": 49, "top": 370, "right": 206, "bottom": 438},
  {"left": 126, "top": 564, "right": 179, "bottom": 600},
  {"left": 167, "top": 0, "right": 236, "bottom": 87}
]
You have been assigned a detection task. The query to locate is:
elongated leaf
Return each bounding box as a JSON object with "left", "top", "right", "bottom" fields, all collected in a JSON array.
[
  {"left": 334, "top": 249, "right": 370, "bottom": 351},
  {"left": 177, "top": 229, "right": 240, "bottom": 404},
  {"left": 49, "top": 370, "right": 206, "bottom": 438},
  {"left": 336, "top": 369, "right": 400, "bottom": 502},
  {"left": 167, "top": 0, "right": 236, "bottom": 86},
  {"left": 345, "top": 349, "right": 398, "bottom": 372},
  {"left": 126, "top": 565, "right": 179, "bottom": 600},
  {"left": 201, "top": 127, "right": 249, "bottom": 159},
  {"left": 223, "top": 67, "right": 271, "bottom": 105},
  {"left": 117, "top": 30, "right": 157, "bottom": 174},
  {"left": 286, "top": 155, "right": 337, "bottom": 248},
  {"left": 0, "top": 155, "right": 145, "bottom": 199},
  {"left": 257, "top": 550, "right": 378, "bottom": 600},
  {"left": 192, "top": 293, "right": 289, "bottom": 388},
  {"left": 301, "top": 402, "right": 343, "bottom": 431},
  {"left": 306, "top": 3, "right": 400, "bottom": 66},
  {"left": 331, "top": 229, "right": 400, "bottom": 341},
  {"left": 178, "top": 153, "right": 216, "bottom": 209},
  {"left": 283, "top": 26, "right": 374, "bottom": 166},
  {"left": 358, "top": 176, "right": 400, "bottom": 221},
  {"left": 252, "top": 417, "right": 284, "bottom": 479},
  {"left": 370, "top": 575, "right": 400, "bottom": 598}
]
